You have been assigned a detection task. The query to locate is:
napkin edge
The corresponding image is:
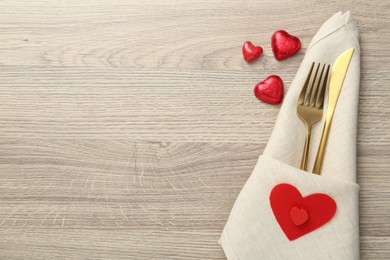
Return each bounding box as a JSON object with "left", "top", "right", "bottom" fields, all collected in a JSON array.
[
  {"left": 219, "top": 234, "right": 239, "bottom": 260},
  {"left": 308, "top": 11, "right": 360, "bottom": 53}
]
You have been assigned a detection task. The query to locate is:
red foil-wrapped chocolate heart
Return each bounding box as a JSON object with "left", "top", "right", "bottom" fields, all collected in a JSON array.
[
  {"left": 242, "top": 41, "right": 263, "bottom": 62},
  {"left": 254, "top": 75, "right": 284, "bottom": 105},
  {"left": 271, "top": 30, "right": 301, "bottom": 60}
]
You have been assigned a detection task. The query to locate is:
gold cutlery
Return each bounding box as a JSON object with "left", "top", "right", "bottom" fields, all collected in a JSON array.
[
  {"left": 297, "top": 62, "right": 330, "bottom": 171},
  {"left": 312, "top": 48, "right": 355, "bottom": 174}
]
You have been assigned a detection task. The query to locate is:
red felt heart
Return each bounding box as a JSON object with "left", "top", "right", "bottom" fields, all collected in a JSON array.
[
  {"left": 269, "top": 183, "right": 337, "bottom": 241},
  {"left": 290, "top": 206, "right": 309, "bottom": 226},
  {"left": 254, "top": 75, "right": 284, "bottom": 105},
  {"left": 242, "top": 41, "right": 263, "bottom": 62},
  {"left": 271, "top": 30, "right": 301, "bottom": 60}
]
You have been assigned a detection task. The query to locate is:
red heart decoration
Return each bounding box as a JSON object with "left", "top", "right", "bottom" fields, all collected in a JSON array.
[
  {"left": 269, "top": 183, "right": 337, "bottom": 241},
  {"left": 271, "top": 30, "right": 301, "bottom": 60},
  {"left": 290, "top": 206, "right": 309, "bottom": 226},
  {"left": 254, "top": 75, "right": 284, "bottom": 105},
  {"left": 242, "top": 41, "right": 263, "bottom": 62}
]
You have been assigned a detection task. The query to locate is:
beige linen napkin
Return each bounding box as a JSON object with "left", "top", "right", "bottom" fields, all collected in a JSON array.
[{"left": 219, "top": 11, "right": 360, "bottom": 259}]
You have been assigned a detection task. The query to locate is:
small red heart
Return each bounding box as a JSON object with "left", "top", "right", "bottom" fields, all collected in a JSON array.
[
  {"left": 242, "top": 41, "right": 263, "bottom": 62},
  {"left": 290, "top": 206, "right": 309, "bottom": 226},
  {"left": 254, "top": 75, "right": 284, "bottom": 105},
  {"left": 271, "top": 30, "right": 301, "bottom": 60},
  {"left": 270, "top": 183, "right": 337, "bottom": 241}
]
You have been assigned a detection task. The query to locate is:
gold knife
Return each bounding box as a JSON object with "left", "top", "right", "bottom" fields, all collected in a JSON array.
[{"left": 312, "top": 48, "right": 355, "bottom": 174}]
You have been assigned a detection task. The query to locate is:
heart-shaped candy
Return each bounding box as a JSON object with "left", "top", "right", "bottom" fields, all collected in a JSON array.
[
  {"left": 254, "top": 75, "right": 284, "bottom": 105},
  {"left": 270, "top": 183, "right": 337, "bottom": 241},
  {"left": 242, "top": 41, "right": 263, "bottom": 62},
  {"left": 271, "top": 30, "right": 301, "bottom": 60}
]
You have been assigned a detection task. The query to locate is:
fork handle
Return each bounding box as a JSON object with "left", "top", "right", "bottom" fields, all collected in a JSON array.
[
  {"left": 312, "top": 114, "right": 332, "bottom": 174},
  {"left": 300, "top": 124, "right": 312, "bottom": 171}
]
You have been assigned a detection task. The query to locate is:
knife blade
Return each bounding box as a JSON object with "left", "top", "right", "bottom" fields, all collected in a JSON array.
[{"left": 312, "top": 48, "right": 355, "bottom": 174}]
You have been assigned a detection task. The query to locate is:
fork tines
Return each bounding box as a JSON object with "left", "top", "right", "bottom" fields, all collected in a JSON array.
[{"left": 298, "top": 62, "right": 331, "bottom": 109}]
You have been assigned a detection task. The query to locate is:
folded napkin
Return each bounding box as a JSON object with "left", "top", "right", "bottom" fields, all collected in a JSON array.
[{"left": 219, "top": 11, "right": 360, "bottom": 259}]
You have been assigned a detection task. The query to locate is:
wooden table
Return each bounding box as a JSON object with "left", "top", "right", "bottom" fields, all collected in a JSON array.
[{"left": 1, "top": 1, "right": 389, "bottom": 259}]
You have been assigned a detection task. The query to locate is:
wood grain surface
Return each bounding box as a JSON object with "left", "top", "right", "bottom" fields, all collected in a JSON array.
[{"left": 0, "top": 1, "right": 389, "bottom": 259}]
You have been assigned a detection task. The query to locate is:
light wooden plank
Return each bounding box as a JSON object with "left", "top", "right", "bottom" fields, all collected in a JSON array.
[{"left": 0, "top": 68, "right": 388, "bottom": 144}]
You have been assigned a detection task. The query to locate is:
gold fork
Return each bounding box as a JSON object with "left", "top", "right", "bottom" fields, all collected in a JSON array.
[{"left": 296, "top": 62, "right": 330, "bottom": 171}]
